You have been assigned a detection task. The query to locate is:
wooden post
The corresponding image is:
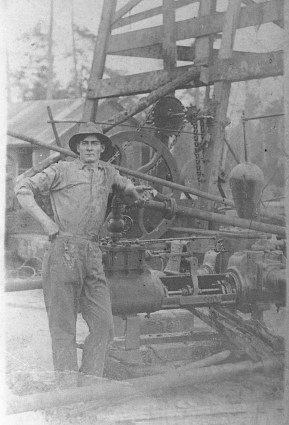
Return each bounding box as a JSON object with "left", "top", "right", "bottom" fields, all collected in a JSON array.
[
  {"left": 112, "top": 0, "right": 143, "bottom": 25},
  {"left": 284, "top": 0, "right": 289, "bottom": 419},
  {"left": 202, "top": 0, "right": 242, "bottom": 200},
  {"left": 82, "top": 0, "right": 117, "bottom": 121},
  {"left": 163, "top": 0, "right": 177, "bottom": 74}
]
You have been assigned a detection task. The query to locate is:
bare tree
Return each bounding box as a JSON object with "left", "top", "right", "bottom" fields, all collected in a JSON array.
[{"left": 46, "top": 0, "right": 54, "bottom": 99}]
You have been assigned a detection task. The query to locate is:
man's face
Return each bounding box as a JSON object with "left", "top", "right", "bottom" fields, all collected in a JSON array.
[{"left": 76, "top": 135, "right": 105, "bottom": 164}]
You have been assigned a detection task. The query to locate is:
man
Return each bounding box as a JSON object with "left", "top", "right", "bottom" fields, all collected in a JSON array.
[{"left": 15, "top": 122, "right": 142, "bottom": 385}]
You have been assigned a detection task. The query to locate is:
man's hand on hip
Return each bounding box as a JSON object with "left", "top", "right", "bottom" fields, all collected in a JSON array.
[{"left": 42, "top": 218, "right": 60, "bottom": 241}]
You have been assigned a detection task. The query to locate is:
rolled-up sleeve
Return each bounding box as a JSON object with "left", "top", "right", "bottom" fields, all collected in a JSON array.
[{"left": 15, "top": 163, "right": 61, "bottom": 197}]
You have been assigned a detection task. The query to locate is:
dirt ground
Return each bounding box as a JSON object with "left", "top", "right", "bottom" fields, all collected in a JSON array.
[{"left": 3, "top": 289, "right": 287, "bottom": 425}]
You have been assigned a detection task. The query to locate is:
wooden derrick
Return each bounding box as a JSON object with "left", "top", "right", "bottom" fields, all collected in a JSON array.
[{"left": 29, "top": 0, "right": 284, "bottom": 220}]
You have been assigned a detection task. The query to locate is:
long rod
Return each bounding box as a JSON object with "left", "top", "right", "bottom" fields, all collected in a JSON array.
[
  {"left": 242, "top": 111, "right": 248, "bottom": 162},
  {"left": 145, "top": 200, "right": 286, "bottom": 238},
  {"left": 7, "top": 131, "right": 232, "bottom": 205},
  {"left": 47, "top": 120, "right": 206, "bottom": 136},
  {"left": 47, "top": 106, "right": 62, "bottom": 147},
  {"left": 284, "top": 0, "right": 289, "bottom": 419},
  {"left": 8, "top": 131, "right": 285, "bottom": 225},
  {"left": 243, "top": 112, "right": 284, "bottom": 122}
]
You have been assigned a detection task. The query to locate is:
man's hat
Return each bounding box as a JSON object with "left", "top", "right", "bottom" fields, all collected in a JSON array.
[{"left": 69, "top": 122, "right": 113, "bottom": 161}]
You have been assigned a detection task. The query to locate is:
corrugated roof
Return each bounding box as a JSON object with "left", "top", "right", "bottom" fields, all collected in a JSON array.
[
  {"left": 7, "top": 98, "right": 139, "bottom": 148},
  {"left": 7, "top": 98, "right": 84, "bottom": 147}
]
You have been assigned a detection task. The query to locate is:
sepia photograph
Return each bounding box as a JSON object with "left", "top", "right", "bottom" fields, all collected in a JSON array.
[{"left": 2, "top": 0, "right": 289, "bottom": 424}]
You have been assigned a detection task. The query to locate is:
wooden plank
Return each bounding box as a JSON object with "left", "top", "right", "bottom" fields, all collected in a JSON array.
[
  {"left": 194, "top": 0, "right": 215, "bottom": 63},
  {"left": 204, "top": 0, "right": 242, "bottom": 198},
  {"left": 107, "top": 0, "right": 283, "bottom": 53},
  {"left": 163, "top": 0, "right": 177, "bottom": 72},
  {"left": 113, "top": 0, "right": 143, "bottom": 24},
  {"left": 88, "top": 50, "right": 283, "bottom": 98},
  {"left": 108, "top": 44, "right": 251, "bottom": 62},
  {"left": 112, "top": 0, "right": 196, "bottom": 29},
  {"left": 82, "top": 0, "right": 117, "bottom": 121}
]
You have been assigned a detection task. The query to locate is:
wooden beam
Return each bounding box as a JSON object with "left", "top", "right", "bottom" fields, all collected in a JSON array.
[
  {"left": 163, "top": 0, "right": 177, "bottom": 72},
  {"left": 113, "top": 0, "right": 143, "bottom": 24},
  {"left": 107, "top": 0, "right": 283, "bottom": 53},
  {"left": 88, "top": 50, "right": 283, "bottom": 98},
  {"left": 101, "top": 66, "right": 201, "bottom": 133},
  {"left": 82, "top": 0, "right": 117, "bottom": 121},
  {"left": 112, "top": 0, "right": 196, "bottom": 29},
  {"left": 205, "top": 0, "right": 242, "bottom": 199}
]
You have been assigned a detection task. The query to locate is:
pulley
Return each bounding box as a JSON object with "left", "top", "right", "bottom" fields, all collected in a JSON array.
[{"left": 152, "top": 96, "right": 185, "bottom": 136}]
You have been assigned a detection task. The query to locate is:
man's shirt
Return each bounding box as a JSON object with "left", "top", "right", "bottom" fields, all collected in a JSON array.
[{"left": 15, "top": 158, "right": 130, "bottom": 237}]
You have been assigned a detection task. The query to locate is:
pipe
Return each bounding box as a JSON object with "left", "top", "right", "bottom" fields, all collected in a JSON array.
[
  {"left": 146, "top": 200, "right": 286, "bottom": 238},
  {"left": 5, "top": 278, "right": 42, "bottom": 292},
  {"left": 242, "top": 112, "right": 284, "bottom": 122},
  {"left": 8, "top": 131, "right": 285, "bottom": 224},
  {"left": 170, "top": 226, "right": 269, "bottom": 239},
  {"left": 7, "top": 357, "right": 281, "bottom": 415}
]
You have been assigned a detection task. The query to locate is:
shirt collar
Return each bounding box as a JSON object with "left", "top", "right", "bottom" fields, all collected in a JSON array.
[{"left": 75, "top": 157, "right": 106, "bottom": 170}]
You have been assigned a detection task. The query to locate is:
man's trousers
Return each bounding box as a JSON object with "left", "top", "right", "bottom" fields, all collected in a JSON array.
[{"left": 42, "top": 235, "right": 114, "bottom": 377}]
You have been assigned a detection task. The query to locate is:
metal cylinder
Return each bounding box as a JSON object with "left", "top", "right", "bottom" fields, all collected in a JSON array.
[
  {"left": 103, "top": 243, "right": 166, "bottom": 315},
  {"left": 229, "top": 162, "right": 265, "bottom": 219}
]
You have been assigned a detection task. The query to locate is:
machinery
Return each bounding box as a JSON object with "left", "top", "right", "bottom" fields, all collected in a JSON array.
[
  {"left": 5, "top": 96, "right": 286, "bottom": 369},
  {"left": 104, "top": 195, "right": 286, "bottom": 318}
]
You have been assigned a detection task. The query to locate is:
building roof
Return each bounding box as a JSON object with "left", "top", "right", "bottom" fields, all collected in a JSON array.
[{"left": 7, "top": 98, "right": 139, "bottom": 148}]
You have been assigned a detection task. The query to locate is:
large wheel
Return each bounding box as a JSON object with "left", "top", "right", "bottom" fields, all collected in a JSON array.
[{"left": 109, "top": 130, "right": 180, "bottom": 239}]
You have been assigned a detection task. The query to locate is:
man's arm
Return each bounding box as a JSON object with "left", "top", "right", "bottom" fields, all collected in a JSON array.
[
  {"left": 17, "top": 191, "right": 59, "bottom": 240},
  {"left": 122, "top": 181, "right": 141, "bottom": 202},
  {"left": 112, "top": 169, "right": 151, "bottom": 205},
  {"left": 15, "top": 163, "right": 61, "bottom": 239}
]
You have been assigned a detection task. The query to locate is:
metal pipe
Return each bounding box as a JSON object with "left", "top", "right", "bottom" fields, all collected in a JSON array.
[
  {"left": 170, "top": 226, "right": 269, "bottom": 239},
  {"left": 47, "top": 120, "right": 206, "bottom": 136},
  {"left": 7, "top": 131, "right": 78, "bottom": 158},
  {"left": 146, "top": 200, "right": 286, "bottom": 238},
  {"left": 8, "top": 131, "right": 285, "bottom": 224},
  {"left": 47, "top": 106, "right": 62, "bottom": 147},
  {"left": 7, "top": 131, "right": 234, "bottom": 206},
  {"left": 242, "top": 111, "right": 248, "bottom": 162}
]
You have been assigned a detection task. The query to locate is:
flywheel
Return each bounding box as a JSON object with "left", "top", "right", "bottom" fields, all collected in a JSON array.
[{"left": 109, "top": 130, "right": 181, "bottom": 239}]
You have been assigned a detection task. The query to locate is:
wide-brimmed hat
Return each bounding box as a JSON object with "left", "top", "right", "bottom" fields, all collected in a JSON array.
[{"left": 69, "top": 122, "right": 113, "bottom": 161}]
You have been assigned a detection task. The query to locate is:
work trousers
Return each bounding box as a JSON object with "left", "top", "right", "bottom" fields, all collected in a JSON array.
[{"left": 42, "top": 235, "right": 114, "bottom": 377}]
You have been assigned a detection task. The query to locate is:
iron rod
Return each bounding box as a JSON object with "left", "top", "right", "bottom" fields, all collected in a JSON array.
[
  {"left": 47, "top": 106, "right": 62, "bottom": 147},
  {"left": 242, "top": 112, "right": 284, "bottom": 122},
  {"left": 46, "top": 120, "right": 206, "bottom": 136},
  {"left": 8, "top": 131, "right": 285, "bottom": 225},
  {"left": 242, "top": 111, "right": 248, "bottom": 162},
  {"left": 146, "top": 200, "right": 286, "bottom": 238}
]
